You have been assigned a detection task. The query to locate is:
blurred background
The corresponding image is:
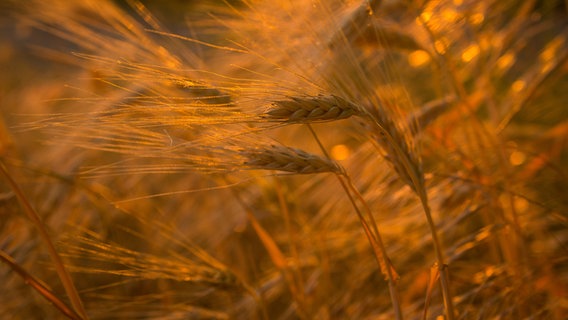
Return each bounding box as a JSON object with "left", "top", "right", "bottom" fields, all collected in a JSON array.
[{"left": 1, "top": 1, "right": 567, "bottom": 319}]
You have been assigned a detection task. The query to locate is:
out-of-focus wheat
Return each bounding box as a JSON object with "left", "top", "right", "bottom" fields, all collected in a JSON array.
[{"left": 2, "top": 0, "right": 566, "bottom": 319}]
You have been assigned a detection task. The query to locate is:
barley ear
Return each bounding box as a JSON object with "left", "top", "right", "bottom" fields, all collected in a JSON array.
[
  {"left": 263, "top": 95, "right": 361, "bottom": 123},
  {"left": 242, "top": 144, "right": 341, "bottom": 174}
]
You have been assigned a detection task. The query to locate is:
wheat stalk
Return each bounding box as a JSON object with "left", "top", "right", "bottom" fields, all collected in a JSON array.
[
  {"left": 361, "top": 113, "right": 457, "bottom": 320},
  {"left": 0, "top": 250, "right": 82, "bottom": 320},
  {"left": 0, "top": 162, "right": 88, "bottom": 320},
  {"left": 362, "top": 102, "right": 456, "bottom": 319}
]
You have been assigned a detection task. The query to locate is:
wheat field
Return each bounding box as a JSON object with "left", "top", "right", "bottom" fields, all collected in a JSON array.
[{"left": 0, "top": 0, "right": 567, "bottom": 319}]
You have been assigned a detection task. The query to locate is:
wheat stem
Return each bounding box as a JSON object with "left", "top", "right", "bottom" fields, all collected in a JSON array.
[
  {"left": 339, "top": 175, "right": 404, "bottom": 320},
  {"left": 0, "top": 249, "right": 82, "bottom": 320},
  {"left": 0, "top": 161, "right": 88, "bottom": 320},
  {"left": 307, "top": 125, "right": 403, "bottom": 320},
  {"left": 377, "top": 127, "right": 455, "bottom": 320},
  {"left": 361, "top": 103, "right": 455, "bottom": 318},
  {"left": 417, "top": 189, "right": 455, "bottom": 320}
]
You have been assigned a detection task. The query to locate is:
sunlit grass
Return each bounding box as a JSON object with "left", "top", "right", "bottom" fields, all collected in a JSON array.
[{"left": 1, "top": 0, "right": 567, "bottom": 319}]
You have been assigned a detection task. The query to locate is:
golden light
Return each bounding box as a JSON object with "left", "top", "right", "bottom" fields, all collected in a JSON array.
[
  {"left": 511, "top": 80, "right": 526, "bottom": 92},
  {"left": 541, "top": 61, "right": 554, "bottom": 74},
  {"left": 408, "top": 50, "right": 431, "bottom": 68},
  {"left": 442, "top": 8, "right": 459, "bottom": 22},
  {"left": 539, "top": 37, "right": 564, "bottom": 74},
  {"left": 434, "top": 39, "right": 449, "bottom": 54},
  {"left": 509, "top": 150, "right": 526, "bottom": 166},
  {"left": 331, "top": 144, "right": 350, "bottom": 160},
  {"left": 540, "top": 37, "right": 564, "bottom": 63},
  {"left": 420, "top": 11, "right": 433, "bottom": 23},
  {"left": 461, "top": 44, "right": 480, "bottom": 62},
  {"left": 497, "top": 52, "right": 515, "bottom": 70},
  {"left": 470, "top": 13, "right": 485, "bottom": 25},
  {"left": 515, "top": 196, "right": 529, "bottom": 213},
  {"left": 478, "top": 35, "right": 491, "bottom": 50}
]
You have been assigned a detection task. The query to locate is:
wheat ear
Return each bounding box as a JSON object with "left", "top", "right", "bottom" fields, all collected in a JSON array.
[
  {"left": 242, "top": 144, "right": 341, "bottom": 174},
  {"left": 263, "top": 94, "right": 361, "bottom": 123}
]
